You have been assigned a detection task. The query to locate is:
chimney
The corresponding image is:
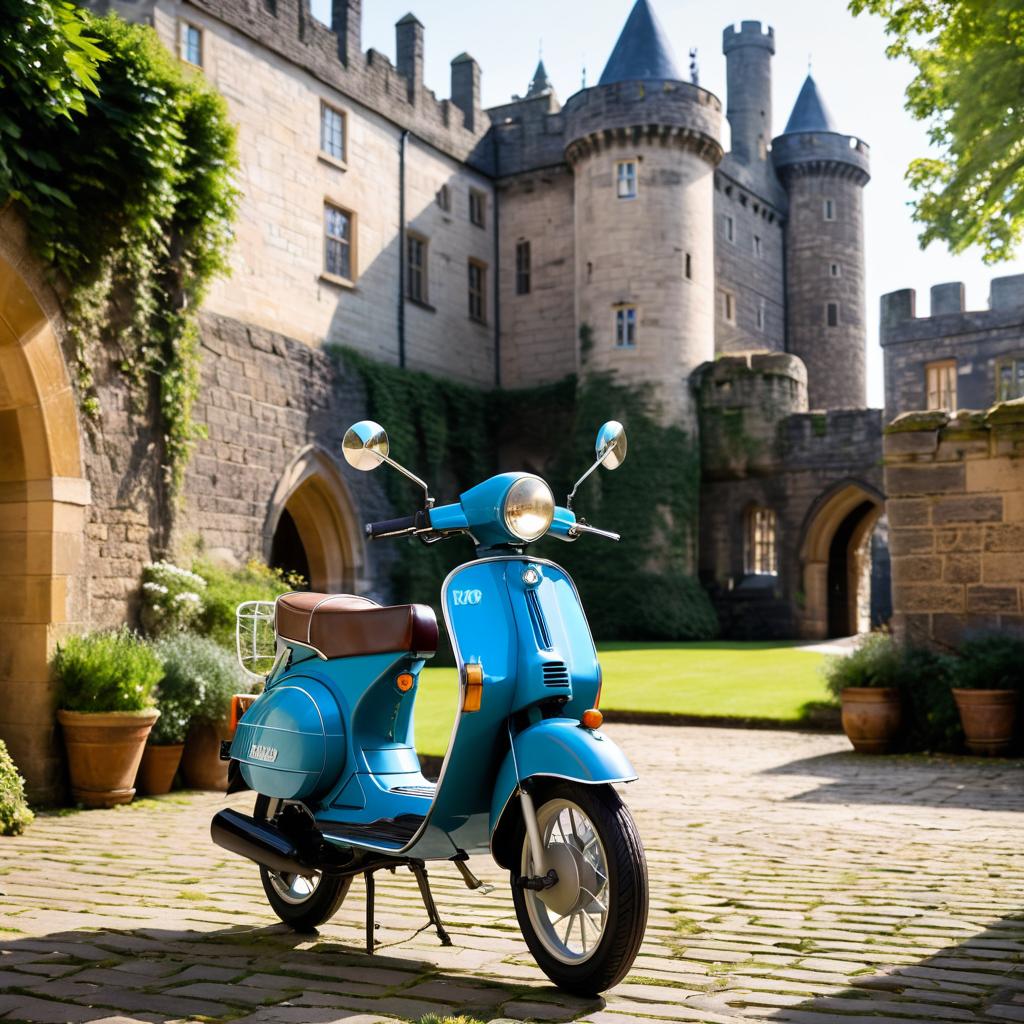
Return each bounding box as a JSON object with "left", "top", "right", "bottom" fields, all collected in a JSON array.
[
  {"left": 396, "top": 14, "right": 423, "bottom": 102},
  {"left": 450, "top": 53, "right": 480, "bottom": 132},
  {"left": 331, "top": 0, "right": 361, "bottom": 66}
]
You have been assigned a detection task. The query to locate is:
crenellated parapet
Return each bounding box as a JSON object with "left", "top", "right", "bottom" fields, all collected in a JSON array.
[
  {"left": 563, "top": 80, "right": 723, "bottom": 167},
  {"left": 772, "top": 131, "right": 870, "bottom": 185}
]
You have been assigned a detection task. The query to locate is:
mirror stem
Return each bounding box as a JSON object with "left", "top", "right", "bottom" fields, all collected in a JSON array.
[
  {"left": 566, "top": 456, "right": 603, "bottom": 511},
  {"left": 380, "top": 453, "right": 434, "bottom": 507}
]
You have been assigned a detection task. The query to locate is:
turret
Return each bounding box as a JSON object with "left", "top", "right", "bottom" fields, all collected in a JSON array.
[
  {"left": 722, "top": 22, "right": 775, "bottom": 184},
  {"left": 772, "top": 75, "right": 870, "bottom": 409},
  {"left": 564, "top": 0, "right": 723, "bottom": 426}
]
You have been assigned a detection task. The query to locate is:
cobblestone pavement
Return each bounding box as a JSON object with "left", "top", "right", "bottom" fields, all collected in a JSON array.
[{"left": 3, "top": 724, "right": 1024, "bottom": 1024}]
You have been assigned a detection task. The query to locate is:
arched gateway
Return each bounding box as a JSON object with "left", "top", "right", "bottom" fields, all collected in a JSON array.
[
  {"left": 799, "top": 480, "right": 884, "bottom": 639},
  {"left": 0, "top": 240, "right": 89, "bottom": 801}
]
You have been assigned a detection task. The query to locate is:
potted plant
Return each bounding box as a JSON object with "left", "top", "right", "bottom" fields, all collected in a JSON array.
[
  {"left": 0, "top": 739, "right": 34, "bottom": 835},
  {"left": 174, "top": 634, "right": 250, "bottom": 790},
  {"left": 137, "top": 633, "right": 205, "bottom": 795},
  {"left": 140, "top": 560, "right": 207, "bottom": 637},
  {"left": 950, "top": 634, "right": 1024, "bottom": 757},
  {"left": 824, "top": 632, "right": 903, "bottom": 753},
  {"left": 53, "top": 628, "right": 164, "bottom": 807}
]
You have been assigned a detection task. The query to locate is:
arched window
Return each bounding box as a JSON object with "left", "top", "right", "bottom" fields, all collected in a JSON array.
[{"left": 745, "top": 507, "right": 777, "bottom": 576}]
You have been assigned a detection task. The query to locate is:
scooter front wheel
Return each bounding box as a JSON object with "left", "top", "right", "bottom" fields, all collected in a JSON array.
[
  {"left": 510, "top": 781, "right": 648, "bottom": 995},
  {"left": 254, "top": 795, "right": 352, "bottom": 932}
]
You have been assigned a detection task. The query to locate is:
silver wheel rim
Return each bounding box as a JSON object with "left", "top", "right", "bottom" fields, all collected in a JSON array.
[
  {"left": 259, "top": 798, "right": 322, "bottom": 906},
  {"left": 521, "top": 797, "right": 609, "bottom": 965}
]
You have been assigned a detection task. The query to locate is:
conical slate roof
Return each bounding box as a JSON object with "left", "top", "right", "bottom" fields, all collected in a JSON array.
[
  {"left": 526, "top": 59, "right": 552, "bottom": 97},
  {"left": 599, "top": 0, "right": 681, "bottom": 86},
  {"left": 783, "top": 74, "right": 838, "bottom": 134}
]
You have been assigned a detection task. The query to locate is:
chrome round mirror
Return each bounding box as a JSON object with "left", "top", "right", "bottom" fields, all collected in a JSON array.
[
  {"left": 342, "top": 420, "right": 389, "bottom": 471},
  {"left": 595, "top": 420, "right": 627, "bottom": 470}
]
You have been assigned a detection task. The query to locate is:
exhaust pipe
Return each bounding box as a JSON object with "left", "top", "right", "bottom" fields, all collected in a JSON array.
[{"left": 211, "top": 808, "right": 314, "bottom": 877}]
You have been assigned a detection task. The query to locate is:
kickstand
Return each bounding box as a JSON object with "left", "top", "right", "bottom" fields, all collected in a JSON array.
[
  {"left": 409, "top": 861, "right": 452, "bottom": 946},
  {"left": 364, "top": 870, "right": 376, "bottom": 955}
]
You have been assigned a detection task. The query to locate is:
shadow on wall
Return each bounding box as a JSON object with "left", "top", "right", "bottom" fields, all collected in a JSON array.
[{"left": 762, "top": 748, "right": 1024, "bottom": 812}]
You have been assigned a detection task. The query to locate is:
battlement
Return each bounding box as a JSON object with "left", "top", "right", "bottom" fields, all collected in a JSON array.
[
  {"left": 723, "top": 21, "right": 775, "bottom": 54},
  {"left": 880, "top": 273, "right": 1024, "bottom": 343},
  {"left": 182, "top": 0, "right": 493, "bottom": 169},
  {"left": 771, "top": 130, "right": 870, "bottom": 182}
]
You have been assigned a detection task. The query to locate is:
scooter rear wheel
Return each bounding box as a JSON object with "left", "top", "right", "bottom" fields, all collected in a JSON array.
[
  {"left": 254, "top": 795, "right": 352, "bottom": 932},
  {"left": 509, "top": 781, "right": 648, "bottom": 995}
]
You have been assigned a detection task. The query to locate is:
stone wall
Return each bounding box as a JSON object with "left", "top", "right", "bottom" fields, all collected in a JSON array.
[
  {"left": 880, "top": 276, "right": 1024, "bottom": 420},
  {"left": 884, "top": 401, "right": 1024, "bottom": 649}
]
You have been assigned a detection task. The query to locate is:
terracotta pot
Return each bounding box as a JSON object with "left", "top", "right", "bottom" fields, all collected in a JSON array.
[
  {"left": 137, "top": 743, "right": 185, "bottom": 796},
  {"left": 840, "top": 687, "right": 902, "bottom": 754},
  {"left": 953, "top": 688, "right": 1018, "bottom": 757},
  {"left": 180, "top": 719, "right": 229, "bottom": 790},
  {"left": 57, "top": 709, "right": 160, "bottom": 808}
]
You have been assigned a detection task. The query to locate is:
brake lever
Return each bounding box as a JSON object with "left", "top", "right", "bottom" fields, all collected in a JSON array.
[{"left": 568, "top": 522, "right": 621, "bottom": 542}]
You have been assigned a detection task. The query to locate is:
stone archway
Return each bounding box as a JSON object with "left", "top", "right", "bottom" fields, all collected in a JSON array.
[
  {"left": 0, "top": 243, "right": 89, "bottom": 801},
  {"left": 799, "top": 480, "right": 884, "bottom": 639},
  {"left": 264, "top": 445, "right": 366, "bottom": 594}
]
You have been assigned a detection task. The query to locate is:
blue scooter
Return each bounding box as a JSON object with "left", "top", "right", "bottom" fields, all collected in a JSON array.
[{"left": 212, "top": 420, "right": 649, "bottom": 994}]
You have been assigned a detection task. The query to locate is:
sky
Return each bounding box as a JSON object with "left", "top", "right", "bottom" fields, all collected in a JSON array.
[{"left": 311, "top": 0, "right": 1024, "bottom": 408}]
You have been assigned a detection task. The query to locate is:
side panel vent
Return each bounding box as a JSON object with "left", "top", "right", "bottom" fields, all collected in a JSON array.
[
  {"left": 542, "top": 661, "right": 570, "bottom": 688},
  {"left": 525, "top": 589, "right": 552, "bottom": 650}
]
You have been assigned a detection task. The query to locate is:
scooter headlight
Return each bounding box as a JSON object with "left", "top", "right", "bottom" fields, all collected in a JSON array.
[{"left": 503, "top": 476, "right": 555, "bottom": 542}]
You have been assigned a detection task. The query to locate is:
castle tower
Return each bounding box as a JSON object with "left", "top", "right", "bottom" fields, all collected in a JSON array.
[
  {"left": 564, "top": 0, "right": 723, "bottom": 426},
  {"left": 772, "top": 75, "right": 870, "bottom": 409},
  {"left": 722, "top": 21, "right": 776, "bottom": 192}
]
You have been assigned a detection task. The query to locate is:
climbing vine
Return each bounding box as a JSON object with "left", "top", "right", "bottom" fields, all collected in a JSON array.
[
  {"left": 0, "top": 2, "right": 239, "bottom": 497},
  {"left": 334, "top": 348, "right": 717, "bottom": 642}
]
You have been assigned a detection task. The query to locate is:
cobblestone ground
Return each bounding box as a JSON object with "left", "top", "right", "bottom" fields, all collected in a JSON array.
[{"left": 3, "top": 724, "right": 1024, "bottom": 1024}]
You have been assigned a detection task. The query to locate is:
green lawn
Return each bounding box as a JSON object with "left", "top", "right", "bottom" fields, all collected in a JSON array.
[{"left": 413, "top": 641, "right": 832, "bottom": 756}]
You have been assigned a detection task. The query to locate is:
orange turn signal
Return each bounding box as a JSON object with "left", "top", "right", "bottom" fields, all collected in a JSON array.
[
  {"left": 581, "top": 708, "right": 603, "bottom": 730},
  {"left": 396, "top": 672, "right": 414, "bottom": 693},
  {"left": 229, "top": 693, "right": 257, "bottom": 735},
  {"left": 463, "top": 663, "right": 484, "bottom": 712}
]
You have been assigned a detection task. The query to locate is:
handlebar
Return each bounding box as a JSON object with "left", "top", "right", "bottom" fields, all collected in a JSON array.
[
  {"left": 365, "top": 510, "right": 431, "bottom": 539},
  {"left": 568, "top": 522, "right": 620, "bottom": 542}
]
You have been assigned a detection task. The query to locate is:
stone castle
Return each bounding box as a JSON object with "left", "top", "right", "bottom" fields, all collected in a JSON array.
[{"left": 2, "top": 0, "right": 896, "bottom": 797}]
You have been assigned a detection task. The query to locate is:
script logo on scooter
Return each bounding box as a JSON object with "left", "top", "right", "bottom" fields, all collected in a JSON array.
[
  {"left": 249, "top": 743, "right": 279, "bottom": 763},
  {"left": 452, "top": 588, "right": 483, "bottom": 606}
]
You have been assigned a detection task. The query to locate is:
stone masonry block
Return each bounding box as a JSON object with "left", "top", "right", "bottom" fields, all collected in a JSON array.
[
  {"left": 887, "top": 498, "right": 931, "bottom": 528},
  {"left": 943, "top": 553, "right": 981, "bottom": 585},
  {"left": 984, "top": 523, "right": 1024, "bottom": 552},
  {"left": 935, "top": 526, "right": 983, "bottom": 553},
  {"left": 966, "top": 585, "right": 1021, "bottom": 614},
  {"left": 886, "top": 463, "right": 966, "bottom": 497},
  {"left": 891, "top": 528, "right": 934, "bottom": 555},
  {"left": 966, "top": 457, "right": 1024, "bottom": 493},
  {"left": 931, "top": 495, "right": 1003, "bottom": 526},
  {"left": 884, "top": 430, "right": 939, "bottom": 458},
  {"left": 893, "top": 555, "right": 942, "bottom": 583},
  {"left": 982, "top": 553, "right": 1024, "bottom": 584},
  {"left": 892, "top": 583, "right": 965, "bottom": 614}
]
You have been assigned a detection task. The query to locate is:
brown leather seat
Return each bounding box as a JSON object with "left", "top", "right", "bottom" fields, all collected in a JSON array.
[{"left": 275, "top": 593, "right": 438, "bottom": 659}]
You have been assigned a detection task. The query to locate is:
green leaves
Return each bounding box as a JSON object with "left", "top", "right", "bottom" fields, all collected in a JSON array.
[
  {"left": 53, "top": 627, "right": 164, "bottom": 713},
  {"left": 0, "top": 4, "right": 238, "bottom": 498},
  {"left": 851, "top": 0, "right": 1024, "bottom": 263}
]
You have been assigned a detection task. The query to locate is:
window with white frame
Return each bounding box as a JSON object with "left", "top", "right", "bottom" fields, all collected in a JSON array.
[
  {"left": 614, "top": 305, "right": 637, "bottom": 347},
  {"left": 179, "top": 22, "right": 203, "bottom": 66},
  {"left": 323, "top": 202, "right": 354, "bottom": 281},
  {"left": 996, "top": 356, "right": 1024, "bottom": 402},
  {"left": 320, "top": 102, "right": 345, "bottom": 162},
  {"left": 823, "top": 198, "right": 836, "bottom": 221},
  {"left": 406, "top": 233, "right": 428, "bottom": 303},
  {"left": 616, "top": 160, "right": 637, "bottom": 199},
  {"left": 745, "top": 507, "right": 778, "bottom": 576}
]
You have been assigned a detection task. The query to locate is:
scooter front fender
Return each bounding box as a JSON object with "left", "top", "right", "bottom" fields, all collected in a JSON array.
[{"left": 488, "top": 718, "right": 636, "bottom": 869}]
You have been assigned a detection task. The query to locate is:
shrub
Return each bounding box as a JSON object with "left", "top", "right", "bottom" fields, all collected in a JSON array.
[
  {"left": 823, "top": 632, "right": 902, "bottom": 698},
  {"left": 193, "top": 559, "right": 296, "bottom": 649},
  {"left": 951, "top": 633, "right": 1024, "bottom": 691},
  {"left": 0, "top": 740, "right": 33, "bottom": 836},
  {"left": 583, "top": 572, "right": 719, "bottom": 641},
  {"left": 154, "top": 632, "right": 250, "bottom": 732},
  {"left": 894, "top": 646, "right": 961, "bottom": 753},
  {"left": 54, "top": 628, "right": 163, "bottom": 712},
  {"left": 140, "top": 560, "right": 207, "bottom": 637}
]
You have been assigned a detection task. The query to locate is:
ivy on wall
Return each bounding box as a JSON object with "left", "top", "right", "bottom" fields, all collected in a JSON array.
[
  {"left": 0, "top": 2, "right": 239, "bottom": 497},
  {"left": 333, "top": 348, "right": 717, "bottom": 643}
]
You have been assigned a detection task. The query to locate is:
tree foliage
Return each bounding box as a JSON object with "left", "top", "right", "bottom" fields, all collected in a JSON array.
[{"left": 851, "top": 0, "right": 1024, "bottom": 263}]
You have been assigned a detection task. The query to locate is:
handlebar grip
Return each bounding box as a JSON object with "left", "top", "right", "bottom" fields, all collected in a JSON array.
[{"left": 365, "top": 510, "right": 431, "bottom": 539}]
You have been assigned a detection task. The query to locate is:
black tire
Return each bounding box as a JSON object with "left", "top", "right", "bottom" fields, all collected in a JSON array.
[
  {"left": 509, "top": 781, "right": 648, "bottom": 995},
  {"left": 253, "top": 795, "right": 352, "bottom": 931}
]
